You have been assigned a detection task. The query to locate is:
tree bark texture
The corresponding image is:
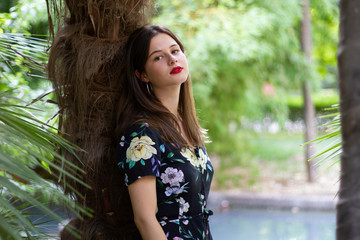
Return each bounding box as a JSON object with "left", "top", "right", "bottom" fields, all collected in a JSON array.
[
  {"left": 46, "top": 1, "right": 153, "bottom": 239},
  {"left": 337, "top": 1, "right": 360, "bottom": 239},
  {"left": 300, "top": 0, "right": 317, "bottom": 182}
]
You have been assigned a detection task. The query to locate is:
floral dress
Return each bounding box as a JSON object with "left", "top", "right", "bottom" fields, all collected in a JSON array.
[{"left": 116, "top": 123, "right": 214, "bottom": 240}]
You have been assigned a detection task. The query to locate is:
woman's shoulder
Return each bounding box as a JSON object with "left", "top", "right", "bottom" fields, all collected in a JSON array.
[
  {"left": 116, "top": 122, "right": 164, "bottom": 186},
  {"left": 121, "top": 122, "right": 162, "bottom": 142}
]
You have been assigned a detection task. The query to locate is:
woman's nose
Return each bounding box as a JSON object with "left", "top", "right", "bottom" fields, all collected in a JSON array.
[{"left": 169, "top": 55, "right": 177, "bottom": 65}]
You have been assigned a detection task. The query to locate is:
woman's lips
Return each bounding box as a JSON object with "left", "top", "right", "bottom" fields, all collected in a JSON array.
[{"left": 170, "top": 66, "right": 183, "bottom": 74}]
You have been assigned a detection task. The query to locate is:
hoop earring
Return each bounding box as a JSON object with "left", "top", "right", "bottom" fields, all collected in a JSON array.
[{"left": 146, "top": 82, "right": 152, "bottom": 95}]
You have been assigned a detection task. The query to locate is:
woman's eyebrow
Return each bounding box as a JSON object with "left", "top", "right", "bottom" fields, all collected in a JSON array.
[
  {"left": 149, "top": 49, "right": 162, "bottom": 58},
  {"left": 148, "top": 44, "right": 179, "bottom": 58}
]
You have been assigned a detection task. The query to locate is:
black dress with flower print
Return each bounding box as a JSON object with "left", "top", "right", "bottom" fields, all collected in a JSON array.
[{"left": 116, "top": 123, "right": 214, "bottom": 240}]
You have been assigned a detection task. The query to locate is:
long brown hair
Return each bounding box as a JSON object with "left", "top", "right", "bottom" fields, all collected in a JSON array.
[{"left": 116, "top": 25, "right": 205, "bottom": 148}]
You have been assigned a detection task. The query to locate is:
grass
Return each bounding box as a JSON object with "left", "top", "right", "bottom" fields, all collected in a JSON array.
[
  {"left": 211, "top": 131, "right": 304, "bottom": 190},
  {"left": 248, "top": 132, "right": 303, "bottom": 163}
]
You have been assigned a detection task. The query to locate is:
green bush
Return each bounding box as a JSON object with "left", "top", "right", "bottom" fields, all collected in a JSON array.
[{"left": 287, "top": 89, "right": 339, "bottom": 120}]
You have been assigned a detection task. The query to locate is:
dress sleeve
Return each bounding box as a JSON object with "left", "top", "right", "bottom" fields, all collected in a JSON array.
[{"left": 116, "top": 123, "right": 163, "bottom": 186}]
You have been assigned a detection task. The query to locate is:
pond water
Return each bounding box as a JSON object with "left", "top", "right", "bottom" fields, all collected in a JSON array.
[
  {"left": 210, "top": 208, "right": 335, "bottom": 240},
  {"left": 26, "top": 206, "right": 335, "bottom": 240}
]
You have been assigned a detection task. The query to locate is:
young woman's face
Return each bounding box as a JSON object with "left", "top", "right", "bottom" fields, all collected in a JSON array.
[{"left": 140, "top": 33, "right": 189, "bottom": 93}]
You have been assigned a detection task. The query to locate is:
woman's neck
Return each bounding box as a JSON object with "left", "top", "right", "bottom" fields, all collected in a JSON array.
[
  {"left": 153, "top": 86, "right": 194, "bottom": 147},
  {"left": 153, "top": 86, "right": 181, "bottom": 118}
]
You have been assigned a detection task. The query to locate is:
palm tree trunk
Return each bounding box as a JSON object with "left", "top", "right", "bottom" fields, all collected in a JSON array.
[
  {"left": 46, "top": 1, "right": 153, "bottom": 239},
  {"left": 300, "top": 0, "right": 317, "bottom": 182},
  {"left": 337, "top": 0, "right": 360, "bottom": 239}
]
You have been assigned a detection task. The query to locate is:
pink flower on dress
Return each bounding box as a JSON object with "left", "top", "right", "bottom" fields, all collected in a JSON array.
[
  {"left": 161, "top": 167, "right": 184, "bottom": 186},
  {"left": 173, "top": 237, "right": 183, "bottom": 240}
]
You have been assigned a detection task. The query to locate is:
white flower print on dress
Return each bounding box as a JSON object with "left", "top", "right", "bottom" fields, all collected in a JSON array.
[
  {"left": 180, "top": 148, "right": 198, "bottom": 167},
  {"left": 198, "top": 148, "right": 208, "bottom": 173},
  {"left": 161, "top": 167, "right": 184, "bottom": 186},
  {"left": 177, "top": 197, "right": 189, "bottom": 216},
  {"left": 124, "top": 173, "right": 129, "bottom": 185},
  {"left": 126, "top": 136, "right": 157, "bottom": 162}
]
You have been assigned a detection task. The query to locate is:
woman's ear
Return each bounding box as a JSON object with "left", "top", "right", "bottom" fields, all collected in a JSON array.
[
  {"left": 135, "top": 70, "right": 141, "bottom": 79},
  {"left": 135, "top": 70, "right": 149, "bottom": 83}
]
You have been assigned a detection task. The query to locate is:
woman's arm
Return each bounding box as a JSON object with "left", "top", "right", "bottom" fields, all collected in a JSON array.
[{"left": 128, "top": 175, "right": 168, "bottom": 240}]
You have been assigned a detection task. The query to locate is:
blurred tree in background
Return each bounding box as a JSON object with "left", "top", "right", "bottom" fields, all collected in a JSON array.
[
  {"left": 301, "top": 0, "right": 317, "bottom": 182},
  {"left": 153, "top": 0, "right": 339, "bottom": 185}
]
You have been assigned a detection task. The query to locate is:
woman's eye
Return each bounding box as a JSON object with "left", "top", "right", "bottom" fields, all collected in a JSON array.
[
  {"left": 172, "top": 49, "right": 180, "bottom": 54},
  {"left": 154, "top": 56, "right": 162, "bottom": 61}
]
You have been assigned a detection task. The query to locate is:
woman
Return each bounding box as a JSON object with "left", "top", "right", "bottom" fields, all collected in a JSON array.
[{"left": 116, "top": 25, "right": 214, "bottom": 240}]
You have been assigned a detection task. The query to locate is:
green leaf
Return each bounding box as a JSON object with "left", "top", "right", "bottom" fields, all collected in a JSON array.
[
  {"left": 172, "top": 159, "right": 185, "bottom": 163},
  {"left": 157, "top": 179, "right": 164, "bottom": 188},
  {"left": 129, "top": 160, "right": 136, "bottom": 169},
  {"left": 130, "top": 132, "right": 138, "bottom": 137},
  {"left": 0, "top": 214, "right": 22, "bottom": 240}
]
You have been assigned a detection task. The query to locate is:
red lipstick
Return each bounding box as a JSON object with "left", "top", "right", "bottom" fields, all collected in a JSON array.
[{"left": 170, "top": 66, "right": 183, "bottom": 74}]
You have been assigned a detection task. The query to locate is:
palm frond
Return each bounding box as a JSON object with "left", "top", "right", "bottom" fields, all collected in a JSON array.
[
  {"left": 304, "top": 105, "right": 341, "bottom": 166},
  {"left": 0, "top": 33, "right": 89, "bottom": 239},
  {"left": 0, "top": 94, "right": 91, "bottom": 239},
  {"left": 0, "top": 33, "right": 48, "bottom": 63}
]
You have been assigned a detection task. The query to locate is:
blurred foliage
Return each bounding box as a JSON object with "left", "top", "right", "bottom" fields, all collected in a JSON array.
[
  {"left": 153, "top": 0, "right": 339, "bottom": 164},
  {"left": 0, "top": 0, "right": 48, "bottom": 36},
  {"left": 0, "top": 0, "right": 50, "bottom": 95},
  {"left": 287, "top": 89, "right": 339, "bottom": 120},
  {"left": 311, "top": 0, "right": 339, "bottom": 88},
  {"left": 0, "top": 0, "right": 18, "bottom": 13}
]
